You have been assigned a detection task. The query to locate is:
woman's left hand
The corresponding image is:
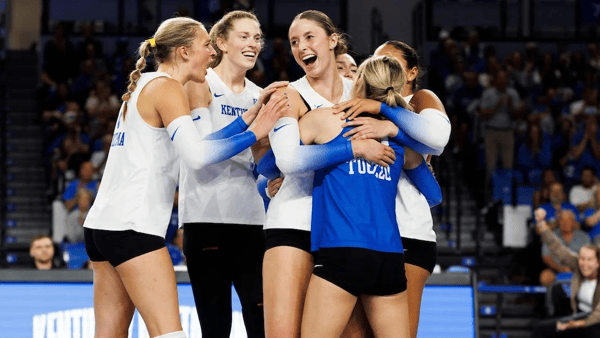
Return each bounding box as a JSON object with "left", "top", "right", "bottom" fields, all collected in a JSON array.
[
  {"left": 332, "top": 98, "right": 382, "bottom": 120},
  {"left": 557, "top": 320, "right": 586, "bottom": 331},
  {"left": 242, "top": 81, "right": 289, "bottom": 125},
  {"left": 342, "top": 118, "right": 397, "bottom": 140}
]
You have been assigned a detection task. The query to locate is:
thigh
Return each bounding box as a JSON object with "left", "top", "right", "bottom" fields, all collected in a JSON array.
[
  {"left": 91, "top": 261, "right": 135, "bottom": 338},
  {"left": 115, "top": 247, "right": 182, "bottom": 338},
  {"left": 361, "top": 291, "right": 410, "bottom": 338},
  {"left": 340, "top": 300, "right": 374, "bottom": 338},
  {"left": 301, "top": 274, "right": 358, "bottom": 338},
  {"left": 404, "top": 263, "right": 430, "bottom": 338},
  {"left": 263, "top": 246, "right": 313, "bottom": 338}
]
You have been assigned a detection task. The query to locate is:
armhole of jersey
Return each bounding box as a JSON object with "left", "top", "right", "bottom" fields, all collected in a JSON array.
[{"left": 299, "top": 95, "right": 311, "bottom": 113}]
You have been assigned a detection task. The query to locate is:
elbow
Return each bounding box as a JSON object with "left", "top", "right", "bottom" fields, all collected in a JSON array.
[
  {"left": 427, "top": 191, "right": 443, "bottom": 208},
  {"left": 275, "top": 157, "right": 300, "bottom": 175},
  {"left": 182, "top": 156, "right": 205, "bottom": 171}
]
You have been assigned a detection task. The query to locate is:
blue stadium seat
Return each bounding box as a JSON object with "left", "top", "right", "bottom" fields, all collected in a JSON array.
[
  {"left": 492, "top": 169, "right": 524, "bottom": 204},
  {"left": 527, "top": 169, "right": 543, "bottom": 185},
  {"left": 61, "top": 242, "right": 89, "bottom": 269},
  {"left": 447, "top": 265, "right": 470, "bottom": 273},
  {"left": 516, "top": 185, "right": 537, "bottom": 207}
]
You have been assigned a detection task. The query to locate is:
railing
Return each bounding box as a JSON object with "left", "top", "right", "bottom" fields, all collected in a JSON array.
[{"left": 0, "top": 0, "right": 7, "bottom": 267}]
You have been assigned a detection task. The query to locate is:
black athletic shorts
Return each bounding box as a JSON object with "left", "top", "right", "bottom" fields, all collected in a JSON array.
[
  {"left": 84, "top": 227, "right": 166, "bottom": 267},
  {"left": 312, "top": 247, "right": 407, "bottom": 296},
  {"left": 264, "top": 228, "right": 311, "bottom": 253},
  {"left": 402, "top": 237, "right": 437, "bottom": 274}
]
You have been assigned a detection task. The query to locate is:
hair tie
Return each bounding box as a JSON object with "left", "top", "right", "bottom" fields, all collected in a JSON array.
[
  {"left": 147, "top": 38, "right": 156, "bottom": 47},
  {"left": 386, "top": 86, "right": 394, "bottom": 93}
]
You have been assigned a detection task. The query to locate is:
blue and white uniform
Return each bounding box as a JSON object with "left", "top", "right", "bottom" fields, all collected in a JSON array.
[
  {"left": 178, "top": 68, "right": 265, "bottom": 226},
  {"left": 264, "top": 76, "right": 354, "bottom": 232},
  {"left": 311, "top": 128, "right": 405, "bottom": 253}
]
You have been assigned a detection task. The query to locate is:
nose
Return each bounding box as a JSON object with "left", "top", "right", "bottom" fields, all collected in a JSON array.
[
  {"left": 344, "top": 68, "right": 352, "bottom": 79},
  {"left": 298, "top": 38, "right": 308, "bottom": 51},
  {"left": 209, "top": 44, "right": 217, "bottom": 57}
]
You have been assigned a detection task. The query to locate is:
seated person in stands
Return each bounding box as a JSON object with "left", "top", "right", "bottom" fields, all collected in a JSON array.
[
  {"left": 569, "top": 115, "right": 600, "bottom": 181},
  {"left": 532, "top": 208, "right": 600, "bottom": 338},
  {"left": 62, "top": 161, "right": 98, "bottom": 212},
  {"left": 534, "top": 169, "right": 559, "bottom": 209},
  {"left": 516, "top": 122, "right": 552, "bottom": 175},
  {"left": 64, "top": 188, "right": 93, "bottom": 243},
  {"left": 539, "top": 210, "right": 590, "bottom": 287},
  {"left": 570, "top": 167, "right": 599, "bottom": 215},
  {"left": 30, "top": 235, "right": 58, "bottom": 270},
  {"left": 583, "top": 189, "right": 600, "bottom": 245},
  {"left": 538, "top": 182, "right": 580, "bottom": 228}
]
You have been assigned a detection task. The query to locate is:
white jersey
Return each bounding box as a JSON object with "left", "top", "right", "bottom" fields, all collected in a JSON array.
[
  {"left": 84, "top": 72, "right": 179, "bottom": 238},
  {"left": 178, "top": 68, "right": 265, "bottom": 226},
  {"left": 396, "top": 94, "right": 436, "bottom": 242},
  {"left": 264, "top": 76, "right": 354, "bottom": 231}
]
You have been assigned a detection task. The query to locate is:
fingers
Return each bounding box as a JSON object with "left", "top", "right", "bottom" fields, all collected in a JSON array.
[
  {"left": 341, "top": 117, "right": 368, "bottom": 128},
  {"left": 332, "top": 99, "right": 356, "bottom": 115},
  {"left": 342, "top": 126, "right": 366, "bottom": 138}
]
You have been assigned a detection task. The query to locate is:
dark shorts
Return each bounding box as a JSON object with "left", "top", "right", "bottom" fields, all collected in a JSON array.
[
  {"left": 84, "top": 227, "right": 166, "bottom": 267},
  {"left": 313, "top": 247, "right": 407, "bottom": 296},
  {"left": 402, "top": 237, "right": 437, "bottom": 274},
  {"left": 264, "top": 228, "right": 311, "bottom": 253}
]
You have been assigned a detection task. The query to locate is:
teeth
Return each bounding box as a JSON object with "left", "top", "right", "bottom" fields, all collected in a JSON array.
[
  {"left": 302, "top": 54, "right": 316, "bottom": 61},
  {"left": 242, "top": 52, "right": 256, "bottom": 57}
]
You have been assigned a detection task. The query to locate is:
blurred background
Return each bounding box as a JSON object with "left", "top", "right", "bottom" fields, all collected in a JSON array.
[{"left": 0, "top": 0, "right": 599, "bottom": 337}]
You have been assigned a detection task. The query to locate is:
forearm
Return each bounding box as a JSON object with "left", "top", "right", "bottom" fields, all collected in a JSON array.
[
  {"left": 257, "top": 149, "right": 281, "bottom": 180},
  {"left": 270, "top": 117, "right": 354, "bottom": 175},
  {"left": 256, "top": 175, "right": 270, "bottom": 201},
  {"left": 204, "top": 116, "right": 248, "bottom": 140},
  {"left": 379, "top": 103, "right": 451, "bottom": 151},
  {"left": 167, "top": 115, "right": 256, "bottom": 170},
  {"left": 571, "top": 139, "right": 588, "bottom": 159},
  {"left": 390, "top": 128, "right": 443, "bottom": 156},
  {"left": 540, "top": 228, "right": 580, "bottom": 269},
  {"left": 403, "top": 159, "right": 442, "bottom": 207}
]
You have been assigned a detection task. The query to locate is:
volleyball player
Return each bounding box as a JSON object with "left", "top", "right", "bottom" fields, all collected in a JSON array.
[
  {"left": 180, "top": 11, "right": 288, "bottom": 338},
  {"left": 336, "top": 53, "right": 357, "bottom": 80},
  {"left": 300, "top": 55, "right": 441, "bottom": 338},
  {"left": 261, "top": 10, "right": 398, "bottom": 338},
  {"left": 334, "top": 41, "right": 451, "bottom": 338},
  {"left": 83, "top": 17, "right": 283, "bottom": 338}
]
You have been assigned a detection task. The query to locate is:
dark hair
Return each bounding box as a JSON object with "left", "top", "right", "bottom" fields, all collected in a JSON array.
[
  {"left": 292, "top": 10, "right": 348, "bottom": 57},
  {"left": 582, "top": 166, "right": 597, "bottom": 176},
  {"left": 30, "top": 234, "right": 52, "bottom": 249},
  {"left": 382, "top": 40, "right": 423, "bottom": 92},
  {"left": 209, "top": 10, "right": 262, "bottom": 68}
]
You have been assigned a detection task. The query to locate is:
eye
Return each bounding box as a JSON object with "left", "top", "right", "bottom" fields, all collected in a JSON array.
[
  {"left": 241, "top": 35, "right": 248, "bottom": 40},
  {"left": 290, "top": 40, "right": 297, "bottom": 46},
  {"left": 337, "top": 66, "right": 343, "bottom": 70},
  {"left": 307, "top": 35, "right": 314, "bottom": 40}
]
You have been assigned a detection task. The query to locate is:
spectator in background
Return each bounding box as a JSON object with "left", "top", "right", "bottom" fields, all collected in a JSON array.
[
  {"left": 463, "top": 30, "right": 484, "bottom": 68},
  {"left": 588, "top": 43, "right": 600, "bottom": 73},
  {"left": 77, "top": 23, "right": 103, "bottom": 63},
  {"left": 90, "top": 133, "right": 111, "bottom": 178},
  {"left": 62, "top": 161, "right": 98, "bottom": 213},
  {"left": 41, "top": 23, "right": 77, "bottom": 88},
  {"left": 85, "top": 80, "right": 120, "bottom": 138},
  {"left": 570, "top": 167, "right": 599, "bottom": 214},
  {"left": 552, "top": 116, "right": 576, "bottom": 171},
  {"left": 30, "top": 235, "right": 57, "bottom": 270},
  {"left": 583, "top": 189, "right": 600, "bottom": 244},
  {"left": 539, "top": 182, "right": 580, "bottom": 228},
  {"left": 452, "top": 70, "right": 483, "bottom": 155},
  {"left": 64, "top": 188, "right": 93, "bottom": 243},
  {"left": 539, "top": 209, "right": 590, "bottom": 287},
  {"left": 534, "top": 169, "right": 559, "bottom": 209},
  {"left": 568, "top": 86, "right": 599, "bottom": 124},
  {"left": 55, "top": 113, "right": 91, "bottom": 177},
  {"left": 569, "top": 115, "right": 600, "bottom": 180},
  {"left": 71, "top": 59, "right": 97, "bottom": 106},
  {"left": 516, "top": 123, "right": 552, "bottom": 176},
  {"left": 533, "top": 208, "right": 600, "bottom": 338},
  {"left": 529, "top": 86, "right": 558, "bottom": 136},
  {"left": 480, "top": 69, "right": 524, "bottom": 183}
]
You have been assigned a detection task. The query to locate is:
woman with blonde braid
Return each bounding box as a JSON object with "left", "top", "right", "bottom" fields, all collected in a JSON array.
[{"left": 83, "top": 17, "right": 284, "bottom": 338}]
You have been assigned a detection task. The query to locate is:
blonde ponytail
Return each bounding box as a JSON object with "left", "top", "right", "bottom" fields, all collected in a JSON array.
[
  {"left": 353, "top": 55, "right": 409, "bottom": 110},
  {"left": 121, "top": 40, "right": 151, "bottom": 120}
]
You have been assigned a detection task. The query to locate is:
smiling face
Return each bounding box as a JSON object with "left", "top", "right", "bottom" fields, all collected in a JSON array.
[
  {"left": 218, "top": 18, "right": 262, "bottom": 71},
  {"left": 289, "top": 19, "right": 337, "bottom": 78},
  {"left": 579, "top": 246, "right": 600, "bottom": 279},
  {"left": 336, "top": 53, "right": 357, "bottom": 80}
]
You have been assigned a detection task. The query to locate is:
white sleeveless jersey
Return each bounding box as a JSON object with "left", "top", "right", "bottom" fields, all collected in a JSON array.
[
  {"left": 178, "top": 68, "right": 265, "bottom": 226},
  {"left": 264, "top": 76, "right": 354, "bottom": 231},
  {"left": 396, "top": 94, "right": 436, "bottom": 242},
  {"left": 84, "top": 72, "right": 179, "bottom": 238}
]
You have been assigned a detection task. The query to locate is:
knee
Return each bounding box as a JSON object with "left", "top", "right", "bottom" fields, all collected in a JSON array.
[{"left": 540, "top": 269, "right": 556, "bottom": 287}]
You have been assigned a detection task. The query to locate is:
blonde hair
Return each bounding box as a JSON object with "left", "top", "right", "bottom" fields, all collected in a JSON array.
[
  {"left": 353, "top": 55, "right": 409, "bottom": 109},
  {"left": 209, "top": 10, "right": 262, "bottom": 68},
  {"left": 121, "top": 17, "right": 204, "bottom": 119}
]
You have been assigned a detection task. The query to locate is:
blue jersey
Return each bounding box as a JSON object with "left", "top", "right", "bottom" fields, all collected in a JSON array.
[{"left": 311, "top": 127, "right": 405, "bottom": 253}]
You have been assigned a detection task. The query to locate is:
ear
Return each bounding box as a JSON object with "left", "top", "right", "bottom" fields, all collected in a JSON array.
[
  {"left": 216, "top": 38, "right": 227, "bottom": 54},
  {"left": 407, "top": 66, "right": 418, "bottom": 83},
  {"left": 329, "top": 33, "right": 338, "bottom": 51},
  {"left": 177, "top": 46, "right": 190, "bottom": 62}
]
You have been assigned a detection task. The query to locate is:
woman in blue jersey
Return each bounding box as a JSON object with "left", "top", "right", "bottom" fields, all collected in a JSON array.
[
  {"left": 83, "top": 17, "right": 283, "bottom": 338},
  {"left": 298, "top": 55, "right": 440, "bottom": 338},
  {"left": 334, "top": 41, "right": 450, "bottom": 338},
  {"left": 181, "top": 11, "right": 287, "bottom": 338}
]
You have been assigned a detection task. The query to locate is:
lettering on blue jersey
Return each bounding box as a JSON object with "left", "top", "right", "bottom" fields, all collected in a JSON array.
[
  {"left": 111, "top": 131, "right": 126, "bottom": 147},
  {"left": 347, "top": 159, "right": 391, "bottom": 181},
  {"left": 221, "top": 104, "right": 248, "bottom": 117},
  {"left": 214, "top": 93, "right": 224, "bottom": 98}
]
